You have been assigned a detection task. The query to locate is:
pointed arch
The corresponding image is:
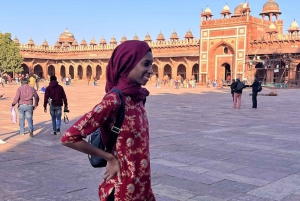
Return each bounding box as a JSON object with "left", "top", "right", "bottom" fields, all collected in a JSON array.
[
  {"left": 192, "top": 63, "right": 199, "bottom": 82},
  {"left": 34, "top": 64, "right": 43, "bottom": 78},
  {"left": 21, "top": 64, "right": 29, "bottom": 75},
  {"left": 78, "top": 65, "right": 83, "bottom": 79},
  {"left": 60, "top": 65, "right": 66, "bottom": 78},
  {"left": 163, "top": 64, "right": 172, "bottom": 78},
  {"left": 210, "top": 41, "right": 235, "bottom": 55},
  {"left": 96, "top": 65, "right": 102, "bottom": 80},
  {"left": 152, "top": 64, "right": 158, "bottom": 77},
  {"left": 48, "top": 65, "right": 55, "bottom": 77},
  {"left": 86, "top": 65, "right": 92, "bottom": 78},
  {"left": 177, "top": 64, "right": 186, "bottom": 79},
  {"left": 69, "top": 65, "right": 74, "bottom": 79}
]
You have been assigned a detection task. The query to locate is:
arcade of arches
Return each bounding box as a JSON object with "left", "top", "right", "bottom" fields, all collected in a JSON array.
[
  {"left": 20, "top": 62, "right": 104, "bottom": 81},
  {"left": 21, "top": 59, "right": 199, "bottom": 82}
]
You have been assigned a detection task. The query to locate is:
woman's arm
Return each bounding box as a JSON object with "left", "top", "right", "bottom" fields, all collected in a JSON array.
[{"left": 63, "top": 140, "right": 122, "bottom": 182}]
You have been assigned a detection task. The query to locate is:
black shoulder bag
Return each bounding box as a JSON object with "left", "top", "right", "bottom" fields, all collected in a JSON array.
[{"left": 87, "top": 88, "right": 125, "bottom": 168}]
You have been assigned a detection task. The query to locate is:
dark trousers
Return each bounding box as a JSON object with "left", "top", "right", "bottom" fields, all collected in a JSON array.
[
  {"left": 107, "top": 189, "right": 114, "bottom": 201},
  {"left": 231, "top": 92, "right": 234, "bottom": 102},
  {"left": 252, "top": 92, "right": 258, "bottom": 108}
]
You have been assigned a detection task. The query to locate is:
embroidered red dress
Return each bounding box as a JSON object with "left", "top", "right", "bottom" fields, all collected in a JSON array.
[{"left": 61, "top": 92, "right": 155, "bottom": 201}]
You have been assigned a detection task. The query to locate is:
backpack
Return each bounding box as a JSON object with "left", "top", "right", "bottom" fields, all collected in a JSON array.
[
  {"left": 257, "top": 82, "right": 262, "bottom": 92},
  {"left": 236, "top": 82, "right": 244, "bottom": 91},
  {"left": 87, "top": 88, "right": 125, "bottom": 168}
]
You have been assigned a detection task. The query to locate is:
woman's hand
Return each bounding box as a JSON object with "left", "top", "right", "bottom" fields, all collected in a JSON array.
[{"left": 104, "top": 154, "right": 121, "bottom": 183}]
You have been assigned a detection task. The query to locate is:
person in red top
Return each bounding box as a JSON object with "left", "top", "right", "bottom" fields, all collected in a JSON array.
[
  {"left": 12, "top": 78, "right": 39, "bottom": 137},
  {"left": 61, "top": 40, "right": 156, "bottom": 201}
]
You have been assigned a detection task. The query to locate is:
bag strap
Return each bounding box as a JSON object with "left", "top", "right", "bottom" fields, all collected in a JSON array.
[{"left": 106, "top": 88, "right": 125, "bottom": 153}]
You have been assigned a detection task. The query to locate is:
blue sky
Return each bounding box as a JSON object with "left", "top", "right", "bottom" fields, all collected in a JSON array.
[{"left": 0, "top": 0, "right": 298, "bottom": 45}]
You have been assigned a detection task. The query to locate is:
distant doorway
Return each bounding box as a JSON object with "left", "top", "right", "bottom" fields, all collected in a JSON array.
[
  {"left": 78, "top": 65, "right": 83, "bottom": 79},
  {"left": 87, "top": 65, "right": 92, "bottom": 78},
  {"left": 221, "top": 63, "right": 231, "bottom": 83},
  {"left": 34, "top": 65, "right": 43, "bottom": 78},
  {"left": 96, "top": 65, "right": 102, "bottom": 80},
  {"left": 48, "top": 65, "right": 55, "bottom": 77},
  {"left": 60, "top": 65, "right": 66, "bottom": 78},
  {"left": 164, "top": 64, "right": 172, "bottom": 78},
  {"left": 192, "top": 64, "right": 199, "bottom": 82},
  {"left": 21, "top": 64, "right": 29, "bottom": 75},
  {"left": 69, "top": 66, "right": 74, "bottom": 79},
  {"left": 177, "top": 64, "right": 186, "bottom": 79}
]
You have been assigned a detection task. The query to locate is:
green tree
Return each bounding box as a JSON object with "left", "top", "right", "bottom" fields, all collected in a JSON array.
[{"left": 0, "top": 32, "right": 23, "bottom": 76}]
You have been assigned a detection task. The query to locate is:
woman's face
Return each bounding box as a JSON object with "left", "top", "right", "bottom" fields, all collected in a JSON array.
[{"left": 128, "top": 51, "right": 153, "bottom": 86}]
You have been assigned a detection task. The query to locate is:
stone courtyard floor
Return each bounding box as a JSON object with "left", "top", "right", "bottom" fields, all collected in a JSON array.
[{"left": 1, "top": 81, "right": 300, "bottom": 201}]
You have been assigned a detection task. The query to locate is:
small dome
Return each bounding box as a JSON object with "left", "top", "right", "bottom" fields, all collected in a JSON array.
[
  {"left": 261, "top": 0, "right": 281, "bottom": 15},
  {"left": 267, "top": 23, "right": 278, "bottom": 33},
  {"left": 80, "top": 38, "right": 87, "bottom": 46},
  {"left": 28, "top": 38, "right": 35, "bottom": 46},
  {"left": 221, "top": 4, "right": 231, "bottom": 14},
  {"left": 100, "top": 37, "right": 107, "bottom": 45},
  {"left": 54, "top": 41, "right": 61, "bottom": 48},
  {"left": 184, "top": 29, "right": 194, "bottom": 39},
  {"left": 157, "top": 31, "right": 165, "bottom": 41},
  {"left": 170, "top": 30, "right": 179, "bottom": 40},
  {"left": 144, "top": 33, "right": 152, "bottom": 42},
  {"left": 133, "top": 34, "right": 139, "bottom": 40},
  {"left": 58, "top": 28, "right": 75, "bottom": 43},
  {"left": 63, "top": 41, "right": 69, "bottom": 47},
  {"left": 243, "top": 2, "right": 249, "bottom": 9},
  {"left": 120, "top": 35, "right": 127, "bottom": 43},
  {"left": 269, "top": 23, "right": 277, "bottom": 30},
  {"left": 223, "top": 4, "right": 230, "bottom": 11},
  {"left": 233, "top": 3, "right": 243, "bottom": 17},
  {"left": 42, "top": 39, "right": 49, "bottom": 47},
  {"left": 289, "top": 20, "right": 299, "bottom": 31},
  {"left": 202, "top": 6, "right": 213, "bottom": 17},
  {"left": 110, "top": 36, "right": 117, "bottom": 44},
  {"left": 205, "top": 7, "right": 212, "bottom": 13},
  {"left": 13, "top": 37, "right": 20, "bottom": 44},
  {"left": 90, "top": 37, "right": 97, "bottom": 45},
  {"left": 72, "top": 39, "right": 78, "bottom": 46}
]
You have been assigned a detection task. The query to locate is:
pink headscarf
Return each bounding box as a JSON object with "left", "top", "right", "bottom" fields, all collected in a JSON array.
[{"left": 105, "top": 40, "right": 151, "bottom": 103}]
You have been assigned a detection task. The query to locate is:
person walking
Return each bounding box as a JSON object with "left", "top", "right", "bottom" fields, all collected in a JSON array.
[
  {"left": 61, "top": 40, "right": 156, "bottom": 201},
  {"left": 35, "top": 75, "right": 40, "bottom": 91},
  {"left": 232, "top": 77, "right": 245, "bottom": 109},
  {"left": 43, "top": 75, "right": 68, "bottom": 135},
  {"left": 230, "top": 79, "right": 236, "bottom": 102},
  {"left": 11, "top": 78, "right": 39, "bottom": 137},
  {"left": 251, "top": 75, "right": 260, "bottom": 109}
]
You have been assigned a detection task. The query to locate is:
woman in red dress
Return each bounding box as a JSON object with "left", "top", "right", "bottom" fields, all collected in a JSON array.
[{"left": 61, "top": 40, "right": 156, "bottom": 201}]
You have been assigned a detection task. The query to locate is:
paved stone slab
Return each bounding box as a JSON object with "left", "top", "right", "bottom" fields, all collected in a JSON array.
[
  {"left": 247, "top": 174, "right": 300, "bottom": 200},
  {"left": 1, "top": 83, "right": 300, "bottom": 200},
  {"left": 152, "top": 184, "right": 195, "bottom": 200}
]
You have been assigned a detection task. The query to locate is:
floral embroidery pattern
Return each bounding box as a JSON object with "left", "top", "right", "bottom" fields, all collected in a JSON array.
[{"left": 61, "top": 93, "right": 155, "bottom": 201}]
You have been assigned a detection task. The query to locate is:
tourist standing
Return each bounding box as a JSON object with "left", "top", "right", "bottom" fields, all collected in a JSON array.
[
  {"left": 250, "top": 75, "right": 260, "bottom": 109},
  {"left": 29, "top": 75, "right": 35, "bottom": 88},
  {"left": 232, "top": 77, "right": 245, "bottom": 109},
  {"left": 61, "top": 40, "right": 156, "bottom": 201},
  {"left": 43, "top": 75, "right": 68, "bottom": 135},
  {"left": 35, "top": 75, "right": 40, "bottom": 91},
  {"left": 11, "top": 78, "right": 39, "bottom": 137},
  {"left": 230, "top": 79, "right": 236, "bottom": 102}
]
